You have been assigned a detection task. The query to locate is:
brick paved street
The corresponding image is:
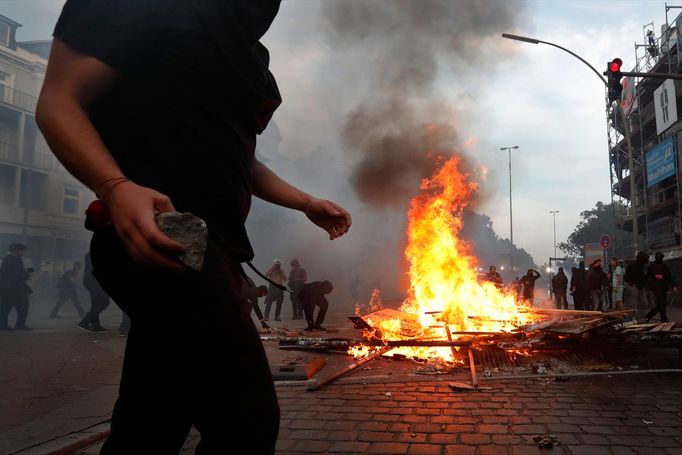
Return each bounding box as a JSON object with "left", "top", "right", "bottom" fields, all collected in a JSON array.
[{"left": 2, "top": 299, "right": 682, "bottom": 455}]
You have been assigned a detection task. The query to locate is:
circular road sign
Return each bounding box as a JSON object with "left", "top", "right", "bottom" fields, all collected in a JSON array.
[{"left": 600, "top": 234, "right": 611, "bottom": 249}]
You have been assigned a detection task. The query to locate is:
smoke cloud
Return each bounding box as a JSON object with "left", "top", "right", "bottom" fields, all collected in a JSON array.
[{"left": 321, "top": 0, "right": 524, "bottom": 208}]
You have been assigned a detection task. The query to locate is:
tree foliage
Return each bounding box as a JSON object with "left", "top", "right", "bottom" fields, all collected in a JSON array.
[
  {"left": 460, "top": 211, "right": 537, "bottom": 280},
  {"left": 557, "top": 201, "right": 631, "bottom": 258}
]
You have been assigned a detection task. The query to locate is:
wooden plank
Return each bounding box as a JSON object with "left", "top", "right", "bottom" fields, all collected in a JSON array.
[
  {"left": 650, "top": 322, "right": 675, "bottom": 332},
  {"left": 467, "top": 347, "right": 478, "bottom": 387},
  {"left": 526, "top": 308, "right": 604, "bottom": 317},
  {"left": 527, "top": 308, "right": 635, "bottom": 318}
]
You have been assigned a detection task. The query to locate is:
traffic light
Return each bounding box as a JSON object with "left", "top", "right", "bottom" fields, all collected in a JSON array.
[{"left": 607, "top": 58, "right": 623, "bottom": 103}]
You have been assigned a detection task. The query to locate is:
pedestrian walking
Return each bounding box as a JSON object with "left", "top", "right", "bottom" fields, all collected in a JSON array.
[
  {"left": 300, "top": 280, "right": 334, "bottom": 332},
  {"left": 624, "top": 251, "right": 650, "bottom": 318},
  {"left": 50, "top": 262, "right": 86, "bottom": 319},
  {"left": 645, "top": 251, "right": 678, "bottom": 322},
  {"left": 551, "top": 267, "right": 568, "bottom": 309},
  {"left": 37, "top": 1, "right": 351, "bottom": 452},
  {"left": 0, "top": 243, "right": 34, "bottom": 331},
  {"left": 78, "top": 251, "right": 110, "bottom": 333},
  {"left": 587, "top": 258, "right": 608, "bottom": 311},
  {"left": 610, "top": 257, "right": 625, "bottom": 311},
  {"left": 570, "top": 262, "right": 588, "bottom": 310},
  {"left": 264, "top": 258, "right": 287, "bottom": 321},
  {"left": 118, "top": 311, "right": 130, "bottom": 337},
  {"left": 288, "top": 259, "right": 306, "bottom": 320},
  {"left": 520, "top": 269, "right": 541, "bottom": 304}
]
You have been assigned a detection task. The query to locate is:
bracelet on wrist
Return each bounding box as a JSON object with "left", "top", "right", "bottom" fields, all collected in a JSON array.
[
  {"left": 97, "top": 177, "right": 131, "bottom": 200},
  {"left": 94, "top": 176, "right": 128, "bottom": 199}
]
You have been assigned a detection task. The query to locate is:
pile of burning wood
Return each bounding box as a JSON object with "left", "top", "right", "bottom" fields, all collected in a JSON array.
[{"left": 267, "top": 306, "right": 681, "bottom": 389}]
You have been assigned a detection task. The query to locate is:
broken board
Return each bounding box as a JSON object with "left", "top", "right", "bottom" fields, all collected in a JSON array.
[
  {"left": 448, "top": 381, "right": 492, "bottom": 391},
  {"left": 270, "top": 356, "right": 327, "bottom": 381}
]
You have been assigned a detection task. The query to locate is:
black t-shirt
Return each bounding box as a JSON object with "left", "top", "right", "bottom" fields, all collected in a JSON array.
[{"left": 53, "top": 0, "right": 282, "bottom": 261}]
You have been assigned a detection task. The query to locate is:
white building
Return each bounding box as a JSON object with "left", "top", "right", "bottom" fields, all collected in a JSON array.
[{"left": 0, "top": 13, "right": 90, "bottom": 275}]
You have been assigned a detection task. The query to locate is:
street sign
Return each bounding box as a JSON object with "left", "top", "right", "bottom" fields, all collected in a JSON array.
[{"left": 600, "top": 234, "right": 611, "bottom": 249}]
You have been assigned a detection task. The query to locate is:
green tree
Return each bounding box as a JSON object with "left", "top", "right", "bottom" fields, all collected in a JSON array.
[{"left": 557, "top": 201, "right": 631, "bottom": 258}]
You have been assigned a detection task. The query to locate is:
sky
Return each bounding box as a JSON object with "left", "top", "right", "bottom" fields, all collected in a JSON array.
[{"left": 0, "top": 0, "right": 675, "bottom": 298}]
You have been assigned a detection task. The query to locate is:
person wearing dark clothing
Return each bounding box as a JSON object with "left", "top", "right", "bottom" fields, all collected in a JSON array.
[
  {"left": 0, "top": 243, "right": 33, "bottom": 330},
  {"left": 551, "top": 267, "right": 569, "bottom": 309},
  {"left": 37, "top": 1, "right": 351, "bottom": 452},
  {"left": 624, "top": 251, "right": 650, "bottom": 318},
  {"left": 645, "top": 252, "right": 678, "bottom": 322},
  {"left": 118, "top": 311, "right": 130, "bottom": 337},
  {"left": 570, "top": 262, "right": 588, "bottom": 310},
  {"left": 486, "top": 266, "right": 504, "bottom": 289},
  {"left": 241, "top": 277, "right": 269, "bottom": 329},
  {"left": 587, "top": 258, "right": 609, "bottom": 311},
  {"left": 78, "top": 251, "right": 110, "bottom": 333},
  {"left": 520, "top": 269, "right": 541, "bottom": 303},
  {"left": 288, "top": 259, "right": 307, "bottom": 320},
  {"left": 299, "top": 280, "right": 333, "bottom": 331},
  {"left": 264, "top": 259, "right": 287, "bottom": 321},
  {"left": 511, "top": 277, "right": 523, "bottom": 299},
  {"left": 50, "top": 262, "right": 86, "bottom": 318}
]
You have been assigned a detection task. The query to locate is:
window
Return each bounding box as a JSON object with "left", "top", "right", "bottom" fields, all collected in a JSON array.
[
  {"left": 62, "top": 187, "right": 80, "bottom": 215},
  {"left": 0, "top": 22, "right": 9, "bottom": 47},
  {"left": 0, "top": 71, "right": 11, "bottom": 104}
]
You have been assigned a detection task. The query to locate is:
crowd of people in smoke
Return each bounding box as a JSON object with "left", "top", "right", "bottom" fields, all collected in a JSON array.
[
  {"left": 481, "top": 251, "right": 677, "bottom": 322},
  {"left": 0, "top": 244, "right": 335, "bottom": 334},
  {"left": 243, "top": 257, "right": 335, "bottom": 332},
  {"left": 0, "top": 243, "right": 130, "bottom": 334}
]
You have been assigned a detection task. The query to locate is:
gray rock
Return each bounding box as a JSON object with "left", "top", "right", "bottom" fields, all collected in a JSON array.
[{"left": 156, "top": 212, "right": 208, "bottom": 272}]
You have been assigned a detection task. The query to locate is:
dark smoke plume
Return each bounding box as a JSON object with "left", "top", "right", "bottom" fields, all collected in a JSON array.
[{"left": 321, "top": 0, "right": 524, "bottom": 208}]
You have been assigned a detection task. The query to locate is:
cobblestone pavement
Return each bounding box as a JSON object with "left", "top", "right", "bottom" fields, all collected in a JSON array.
[{"left": 2, "top": 300, "right": 682, "bottom": 455}]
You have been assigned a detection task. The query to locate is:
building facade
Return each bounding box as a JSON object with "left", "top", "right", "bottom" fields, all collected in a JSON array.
[
  {"left": 609, "top": 11, "right": 682, "bottom": 275},
  {"left": 0, "top": 13, "right": 91, "bottom": 276}
]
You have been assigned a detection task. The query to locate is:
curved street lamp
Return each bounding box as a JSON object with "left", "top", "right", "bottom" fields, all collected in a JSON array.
[{"left": 502, "top": 32, "right": 638, "bottom": 256}]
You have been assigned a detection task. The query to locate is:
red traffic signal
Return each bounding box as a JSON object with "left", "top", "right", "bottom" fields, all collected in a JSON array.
[
  {"left": 609, "top": 59, "right": 622, "bottom": 72},
  {"left": 607, "top": 58, "right": 624, "bottom": 103}
]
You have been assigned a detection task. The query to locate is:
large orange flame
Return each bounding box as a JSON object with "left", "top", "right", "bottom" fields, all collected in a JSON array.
[{"left": 355, "top": 155, "right": 539, "bottom": 361}]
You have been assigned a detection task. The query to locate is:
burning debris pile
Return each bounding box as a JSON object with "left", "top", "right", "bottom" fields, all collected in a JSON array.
[{"left": 271, "top": 157, "right": 681, "bottom": 388}]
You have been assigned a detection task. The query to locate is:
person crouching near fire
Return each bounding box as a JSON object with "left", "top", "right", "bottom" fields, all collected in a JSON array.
[{"left": 299, "top": 280, "right": 333, "bottom": 332}]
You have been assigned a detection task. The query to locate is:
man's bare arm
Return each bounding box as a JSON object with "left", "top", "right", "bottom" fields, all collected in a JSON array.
[
  {"left": 252, "top": 159, "right": 351, "bottom": 240},
  {"left": 36, "top": 39, "right": 184, "bottom": 271}
]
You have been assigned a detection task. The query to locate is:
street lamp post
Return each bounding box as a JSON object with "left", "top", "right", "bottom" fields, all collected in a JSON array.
[
  {"left": 501, "top": 145, "right": 519, "bottom": 273},
  {"left": 502, "top": 33, "right": 639, "bottom": 257},
  {"left": 549, "top": 210, "right": 559, "bottom": 260}
]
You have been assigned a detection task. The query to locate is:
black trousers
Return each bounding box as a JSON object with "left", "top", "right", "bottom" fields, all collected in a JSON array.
[
  {"left": 263, "top": 286, "right": 284, "bottom": 319},
  {"left": 51, "top": 287, "right": 86, "bottom": 317},
  {"left": 91, "top": 228, "right": 279, "bottom": 454},
  {"left": 289, "top": 282, "right": 304, "bottom": 319},
  {"left": 80, "top": 291, "right": 110, "bottom": 328},
  {"left": 303, "top": 297, "right": 329, "bottom": 327},
  {"left": 645, "top": 291, "right": 668, "bottom": 322},
  {"left": 0, "top": 294, "right": 29, "bottom": 327},
  {"left": 554, "top": 290, "right": 568, "bottom": 309}
]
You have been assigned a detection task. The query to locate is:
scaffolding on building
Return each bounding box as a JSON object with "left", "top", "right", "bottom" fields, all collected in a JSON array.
[{"left": 608, "top": 5, "right": 682, "bottom": 261}]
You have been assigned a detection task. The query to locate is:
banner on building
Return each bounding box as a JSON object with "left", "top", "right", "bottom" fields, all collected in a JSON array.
[
  {"left": 621, "top": 76, "right": 638, "bottom": 116},
  {"left": 654, "top": 79, "right": 678, "bottom": 135},
  {"left": 646, "top": 136, "right": 676, "bottom": 187}
]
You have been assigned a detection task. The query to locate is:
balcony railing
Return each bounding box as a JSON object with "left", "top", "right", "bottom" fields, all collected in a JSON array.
[
  {"left": 32, "top": 150, "right": 56, "bottom": 170},
  {"left": 0, "top": 141, "right": 58, "bottom": 170},
  {"left": 0, "top": 85, "right": 38, "bottom": 113},
  {"left": 0, "top": 140, "right": 19, "bottom": 163}
]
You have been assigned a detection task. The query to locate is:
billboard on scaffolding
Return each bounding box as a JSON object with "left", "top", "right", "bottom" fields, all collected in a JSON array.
[
  {"left": 621, "top": 76, "right": 637, "bottom": 116},
  {"left": 654, "top": 79, "right": 678, "bottom": 135},
  {"left": 646, "top": 136, "right": 676, "bottom": 187}
]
